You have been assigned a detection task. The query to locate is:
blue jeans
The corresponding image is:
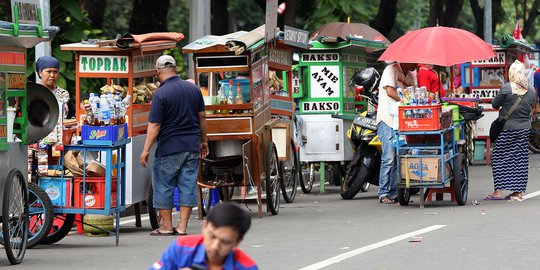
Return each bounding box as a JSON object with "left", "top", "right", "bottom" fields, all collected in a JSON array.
[
  {"left": 152, "top": 152, "right": 199, "bottom": 209},
  {"left": 377, "top": 122, "right": 398, "bottom": 199}
]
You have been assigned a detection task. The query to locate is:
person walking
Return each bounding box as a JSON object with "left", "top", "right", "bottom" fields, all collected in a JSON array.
[
  {"left": 140, "top": 55, "right": 209, "bottom": 236},
  {"left": 376, "top": 62, "right": 416, "bottom": 203},
  {"left": 485, "top": 60, "right": 536, "bottom": 201},
  {"left": 149, "top": 202, "right": 257, "bottom": 270}
]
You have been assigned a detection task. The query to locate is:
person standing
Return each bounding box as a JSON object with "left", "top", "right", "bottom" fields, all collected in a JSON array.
[
  {"left": 376, "top": 62, "right": 416, "bottom": 204},
  {"left": 485, "top": 60, "right": 536, "bottom": 201},
  {"left": 149, "top": 202, "right": 257, "bottom": 270},
  {"left": 417, "top": 63, "right": 446, "bottom": 97},
  {"left": 140, "top": 55, "right": 209, "bottom": 235}
]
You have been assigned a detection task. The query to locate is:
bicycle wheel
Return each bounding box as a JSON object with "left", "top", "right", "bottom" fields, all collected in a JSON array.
[
  {"left": 280, "top": 139, "right": 299, "bottom": 203},
  {"left": 299, "top": 162, "right": 314, "bottom": 193},
  {"left": 27, "top": 183, "right": 54, "bottom": 248},
  {"left": 2, "top": 169, "right": 29, "bottom": 265},
  {"left": 39, "top": 214, "right": 76, "bottom": 245},
  {"left": 265, "top": 142, "right": 280, "bottom": 215}
]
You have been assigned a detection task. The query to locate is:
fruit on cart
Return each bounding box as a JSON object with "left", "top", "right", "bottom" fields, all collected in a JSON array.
[{"left": 132, "top": 82, "right": 160, "bottom": 104}]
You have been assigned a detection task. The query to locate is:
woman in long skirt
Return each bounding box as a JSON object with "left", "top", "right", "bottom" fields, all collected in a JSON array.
[{"left": 484, "top": 60, "right": 536, "bottom": 201}]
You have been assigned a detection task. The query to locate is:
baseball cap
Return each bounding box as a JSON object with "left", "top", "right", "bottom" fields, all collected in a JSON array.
[{"left": 155, "top": 55, "right": 177, "bottom": 69}]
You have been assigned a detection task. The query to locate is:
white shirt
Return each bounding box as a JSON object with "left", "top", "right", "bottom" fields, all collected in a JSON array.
[{"left": 376, "top": 63, "right": 415, "bottom": 127}]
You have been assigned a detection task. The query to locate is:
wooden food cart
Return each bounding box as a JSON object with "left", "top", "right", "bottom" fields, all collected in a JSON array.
[
  {"left": 183, "top": 29, "right": 294, "bottom": 218},
  {"left": 60, "top": 37, "right": 181, "bottom": 227},
  {"left": 293, "top": 36, "right": 386, "bottom": 193}
]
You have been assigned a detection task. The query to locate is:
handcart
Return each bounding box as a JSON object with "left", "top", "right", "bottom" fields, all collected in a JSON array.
[
  {"left": 183, "top": 26, "right": 300, "bottom": 218},
  {"left": 395, "top": 119, "right": 469, "bottom": 208}
]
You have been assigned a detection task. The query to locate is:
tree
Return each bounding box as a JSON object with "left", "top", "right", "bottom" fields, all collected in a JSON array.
[
  {"left": 79, "top": 0, "right": 107, "bottom": 29},
  {"left": 370, "top": 0, "right": 398, "bottom": 37},
  {"left": 129, "top": 0, "right": 170, "bottom": 33},
  {"left": 470, "top": 0, "right": 504, "bottom": 39},
  {"left": 427, "top": 0, "right": 465, "bottom": 27}
]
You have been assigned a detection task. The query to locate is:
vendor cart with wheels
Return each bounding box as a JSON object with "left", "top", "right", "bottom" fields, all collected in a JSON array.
[
  {"left": 395, "top": 107, "right": 469, "bottom": 208},
  {"left": 183, "top": 26, "right": 299, "bottom": 218}
]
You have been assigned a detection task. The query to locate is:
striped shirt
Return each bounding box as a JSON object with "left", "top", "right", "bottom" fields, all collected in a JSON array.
[{"left": 150, "top": 235, "right": 258, "bottom": 270}]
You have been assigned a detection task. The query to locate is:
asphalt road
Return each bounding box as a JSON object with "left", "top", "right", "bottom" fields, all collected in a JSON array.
[{"left": 3, "top": 153, "right": 540, "bottom": 269}]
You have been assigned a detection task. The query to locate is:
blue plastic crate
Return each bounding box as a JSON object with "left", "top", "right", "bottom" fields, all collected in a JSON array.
[
  {"left": 460, "top": 63, "right": 481, "bottom": 87},
  {"left": 39, "top": 177, "right": 72, "bottom": 207},
  {"left": 82, "top": 123, "right": 128, "bottom": 145}
]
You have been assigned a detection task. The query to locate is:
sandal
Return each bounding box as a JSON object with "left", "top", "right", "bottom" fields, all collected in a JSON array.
[
  {"left": 379, "top": 197, "right": 396, "bottom": 204},
  {"left": 174, "top": 227, "right": 187, "bottom": 236},
  {"left": 150, "top": 229, "right": 176, "bottom": 236}
]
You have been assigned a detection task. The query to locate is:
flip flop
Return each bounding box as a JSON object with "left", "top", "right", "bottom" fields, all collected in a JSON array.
[
  {"left": 510, "top": 196, "right": 523, "bottom": 202},
  {"left": 174, "top": 228, "right": 188, "bottom": 236},
  {"left": 380, "top": 197, "right": 396, "bottom": 204},
  {"left": 150, "top": 229, "right": 176, "bottom": 236},
  {"left": 483, "top": 195, "right": 507, "bottom": 201}
]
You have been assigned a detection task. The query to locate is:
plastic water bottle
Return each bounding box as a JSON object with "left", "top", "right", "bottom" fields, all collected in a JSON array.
[
  {"left": 107, "top": 93, "right": 116, "bottom": 124},
  {"left": 114, "top": 93, "right": 122, "bottom": 124},
  {"left": 88, "top": 93, "right": 100, "bottom": 125},
  {"left": 118, "top": 94, "right": 131, "bottom": 124},
  {"left": 99, "top": 94, "right": 111, "bottom": 125}
]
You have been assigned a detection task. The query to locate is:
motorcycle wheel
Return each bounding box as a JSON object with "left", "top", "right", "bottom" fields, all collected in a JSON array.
[
  {"left": 529, "top": 119, "right": 540, "bottom": 153},
  {"left": 340, "top": 157, "right": 369, "bottom": 200}
]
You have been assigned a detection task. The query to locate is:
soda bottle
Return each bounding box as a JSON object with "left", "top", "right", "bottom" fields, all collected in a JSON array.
[
  {"left": 119, "top": 94, "right": 131, "bottom": 124},
  {"left": 114, "top": 93, "right": 122, "bottom": 124},
  {"left": 83, "top": 100, "right": 94, "bottom": 125},
  {"left": 219, "top": 84, "right": 228, "bottom": 114},
  {"left": 99, "top": 94, "right": 111, "bottom": 125},
  {"left": 234, "top": 82, "right": 244, "bottom": 104}
]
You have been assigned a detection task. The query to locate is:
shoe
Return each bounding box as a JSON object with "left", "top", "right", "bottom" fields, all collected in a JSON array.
[
  {"left": 483, "top": 195, "right": 507, "bottom": 201},
  {"left": 379, "top": 197, "right": 396, "bottom": 204},
  {"left": 509, "top": 196, "right": 523, "bottom": 202},
  {"left": 174, "top": 227, "right": 187, "bottom": 236},
  {"left": 150, "top": 229, "right": 176, "bottom": 236}
]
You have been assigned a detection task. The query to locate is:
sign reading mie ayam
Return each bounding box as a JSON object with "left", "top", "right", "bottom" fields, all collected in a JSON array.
[{"left": 79, "top": 55, "right": 129, "bottom": 74}]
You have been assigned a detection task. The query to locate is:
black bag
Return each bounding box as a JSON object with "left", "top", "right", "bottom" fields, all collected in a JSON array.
[
  {"left": 489, "top": 117, "right": 506, "bottom": 142},
  {"left": 489, "top": 95, "right": 523, "bottom": 143}
]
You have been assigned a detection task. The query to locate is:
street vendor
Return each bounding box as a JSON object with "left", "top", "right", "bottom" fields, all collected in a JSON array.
[{"left": 417, "top": 63, "right": 446, "bottom": 97}]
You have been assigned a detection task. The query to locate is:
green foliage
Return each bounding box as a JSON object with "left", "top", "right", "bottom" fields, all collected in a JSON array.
[
  {"left": 302, "top": 0, "right": 379, "bottom": 34},
  {"left": 229, "top": 0, "right": 265, "bottom": 31}
]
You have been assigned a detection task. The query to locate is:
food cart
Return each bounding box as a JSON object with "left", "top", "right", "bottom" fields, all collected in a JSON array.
[
  {"left": 183, "top": 27, "right": 296, "bottom": 218},
  {"left": 293, "top": 36, "right": 386, "bottom": 193},
  {"left": 465, "top": 39, "right": 535, "bottom": 164},
  {"left": 0, "top": 0, "right": 59, "bottom": 264},
  {"left": 60, "top": 36, "right": 182, "bottom": 229}
]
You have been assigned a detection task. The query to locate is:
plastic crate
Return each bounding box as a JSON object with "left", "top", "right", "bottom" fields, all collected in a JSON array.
[
  {"left": 81, "top": 123, "right": 128, "bottom": 145},
  {"left": 399, "top": 104, "right": 449, "bottom": 131},
  {"left": 73, "top": 177, "right": 117, "bottom": 209},
  {"left": 39, "top": 177, "right": 72, "bottom": 207}
]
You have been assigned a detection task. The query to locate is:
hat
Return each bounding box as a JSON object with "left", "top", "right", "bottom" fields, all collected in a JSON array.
[{"left": 155, "top": 55, "right": 176, "bottom": 69}]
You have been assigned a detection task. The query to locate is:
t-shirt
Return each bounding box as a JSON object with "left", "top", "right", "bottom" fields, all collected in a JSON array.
[
  {"left": 150, "top": 235, "right": 258, "bottom": 270},
  {"left": 417, "top": 64, "right": 446, "bottom": 97},
  {"left": 149, "top": 76, "right": 205, "bottom": 157},
  {"left": 376, "top": 63, "right": 415, "bottom": 127}
]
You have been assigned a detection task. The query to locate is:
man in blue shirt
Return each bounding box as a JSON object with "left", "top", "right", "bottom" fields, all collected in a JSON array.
[
  {"left": 140, "top": 55, "right": 208, "bottom": 236},
  {"left": 150, "top": 202, "right": 258, "bottom": 270}
]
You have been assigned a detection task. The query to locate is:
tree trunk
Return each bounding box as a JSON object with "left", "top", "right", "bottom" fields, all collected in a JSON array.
[
  {"left": 442, "top": 0, "right": 464, "bottom": 26},
  {"left": 129, "top": 0, "right": 169, "bottom": 34},
  {"left": 522, "top": 0, "right": 540, "bottom": 37},
  {"left": 370, "top": 0, "right": 398, "bottom": 37},
  {"left": 428, "top": 0, "right": 444, "bottom": 26},
  {"left": 211, "top": 0, "right": 229, "bottom": 35},
  {"left": 79, "top": 0, "right": 107, "bottom": 29},
  {"left": 282, "top": 0, "right": 299, "bottom": 28},
  {"left": 470, "top": 0, "right": 484, "bottom": 38}
]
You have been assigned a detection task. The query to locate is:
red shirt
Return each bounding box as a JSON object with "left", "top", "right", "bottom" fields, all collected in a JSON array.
[{"left": 417, "top": 64, "right": 445, "bottom": 97}]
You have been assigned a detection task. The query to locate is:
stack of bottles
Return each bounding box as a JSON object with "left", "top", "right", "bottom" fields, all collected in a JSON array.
[
  {"left": 83, "top": 93, "right": 131, "bottom": 126},
  {"left": 397, "top": 86, "right": 441, "bottom": 119},
  {"left": 218, "top": 80, "right": 244, "bottom": 114}
]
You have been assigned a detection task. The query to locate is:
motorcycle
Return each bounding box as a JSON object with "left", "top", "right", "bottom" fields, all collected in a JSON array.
[{"left": 340, "top": 68, "right": 382, "bottom": 199}]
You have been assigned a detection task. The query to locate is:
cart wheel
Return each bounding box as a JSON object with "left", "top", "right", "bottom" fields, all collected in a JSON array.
[
  {"left": 2, "top": 169, "right": 29, "bottom": 265},
  {"left": 27, "top": 183, "right": 54, "bottom": 248},
  {"left": 147, "top": 184, "right": 159, "bottom": 230},
  {"left": 453, "top": 153, "right": 469, "bottom": 206},
  {"left": 39, "top": 214, "right": 76, "bottom": 245},
  {"left": 330, "top": 164, "right": 342, "bottom": 186},
  {"left": 280, "top": 139, "right": 299, "bottom": 203},
  {"left": 218, "top": 187, "right": 235, "bottom": 201},
  {"left": 299, "top": 162, "right": 314, "bottom": 194},
  {"left": 340, "top": 155, "right": 368, "bottom": 200},
  {"left": 397, "top": 188, "right": 411, "bottom": 206},
  {"left": 528, "top": 119, "right": 540, "bottom": 153},
  {"left": 265, "top": 142, "right": 280, "bottom": 215},
  {"left": 200, "top": 187, "right": 213, "bottom": 217}
]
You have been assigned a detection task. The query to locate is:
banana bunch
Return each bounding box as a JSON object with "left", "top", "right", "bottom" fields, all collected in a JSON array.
[
  {"left": 100, "top": 83, "right": 129, "bottom": 98},
  {"left": 132, "top": 82, "right": 160, "bottom": 104}
]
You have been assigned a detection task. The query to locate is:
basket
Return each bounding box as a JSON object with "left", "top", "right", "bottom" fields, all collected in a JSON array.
[{"left": 81, "top": 123, "right": 128, "bottom": 145}]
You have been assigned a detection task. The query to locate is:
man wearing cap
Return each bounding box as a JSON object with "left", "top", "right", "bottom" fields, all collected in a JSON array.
[{"left": 140, "top": 55, "right": 209, "bottom": 236}]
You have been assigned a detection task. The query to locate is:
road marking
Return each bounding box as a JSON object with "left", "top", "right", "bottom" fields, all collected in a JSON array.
[
  {"left": 523, "top": 190, "right": 540, "bottom": 200},
  {"left": 297, "top": 225, "right": 446, "bottom": 270}
]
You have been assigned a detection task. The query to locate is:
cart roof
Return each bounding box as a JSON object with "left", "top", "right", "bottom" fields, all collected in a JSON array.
[
  {"left": 60, "top": 40, "right": 177, "bottom": 52},
  {"left": 0, "top": 20, "right": 59, "bottom": 48},
  {"left": 308, "top": 35, "right": 386, "bottom": 52}
]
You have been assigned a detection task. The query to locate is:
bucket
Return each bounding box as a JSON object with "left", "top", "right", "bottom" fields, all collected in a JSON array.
[
  {"left": 7, "top": 107, "right": 16, "bottom": 142},
  {"left": 473, "top": 140, "right": 486, "bottom": 161}
]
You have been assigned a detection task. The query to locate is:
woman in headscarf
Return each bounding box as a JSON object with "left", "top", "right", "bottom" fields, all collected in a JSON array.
[
  {"left": 35, "top": 56, "right": 70, "bottom": 145},
  {"left": 484, "top": 60, "right": 536, "bottom": 201}
]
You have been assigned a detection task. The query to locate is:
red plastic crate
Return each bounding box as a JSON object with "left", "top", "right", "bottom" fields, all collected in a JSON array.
[
  {"left": 399, "top": 104, "right": 443, "bottom": 131},
  {"left": 73, "top": 177, "right": 117, "bottom": 209}
]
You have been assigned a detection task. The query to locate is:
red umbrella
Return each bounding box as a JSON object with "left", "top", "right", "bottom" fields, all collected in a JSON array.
[
  {"left": 315, "top": 22, "right": 391, "bottom": 46},
  {"left": 378, "top": 26, "right": 495, "bottom": 66}
]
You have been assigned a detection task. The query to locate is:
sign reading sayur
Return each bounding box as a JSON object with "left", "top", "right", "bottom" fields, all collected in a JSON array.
[{"left": 79, "top": 55, "right": 129, "bottom": 74}]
